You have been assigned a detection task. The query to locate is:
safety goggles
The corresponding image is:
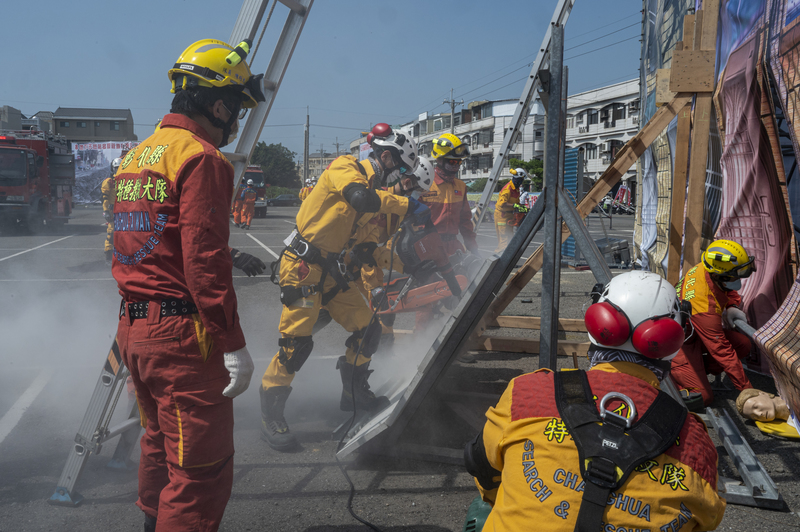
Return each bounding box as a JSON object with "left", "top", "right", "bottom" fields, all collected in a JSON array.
[
  {"left": 446, "top": 144, "right": 470, "bottom": 159},
  {"left": 706, "top": 254, "right": 757, "bottom": 281}
]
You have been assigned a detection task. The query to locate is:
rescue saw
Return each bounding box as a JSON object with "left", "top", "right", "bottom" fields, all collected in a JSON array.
[{"left": 372, "top": 217, "right": 465, "bottom": 314}]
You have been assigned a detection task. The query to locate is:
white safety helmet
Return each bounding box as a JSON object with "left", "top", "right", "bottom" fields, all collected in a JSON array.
[
  {"left": 371, "top": 131, "right": 419, "bottom": 186},
  {"left": 247, "top": 179, "right": 254, "bottom": 186},
  {"left": 584, "top": 271, "right": 686, "bottom": 360},
  {"left": 510, "top": 167, "right": 527, "bottom": 178},
  {"left": 412, "top": 156, "right": 434, "bottom": 192},
  {"left": 111, "top": 158, "right": 122, "bottom": 174}
]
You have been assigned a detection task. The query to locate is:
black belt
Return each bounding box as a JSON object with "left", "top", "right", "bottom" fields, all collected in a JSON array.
[
  {"left": 441, "top": 234, "right": 458, "bottom": 242},
  {"left": 120, "top": 298, "right": 198, "bottom": 321}
]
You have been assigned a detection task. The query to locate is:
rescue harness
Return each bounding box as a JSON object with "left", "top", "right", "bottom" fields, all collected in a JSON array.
[
  {"left": 554, "top": 370, "right": 687, "bottom": 532},
  {"left": 270, "top": 229, "right": 358, "bottom": 307}
]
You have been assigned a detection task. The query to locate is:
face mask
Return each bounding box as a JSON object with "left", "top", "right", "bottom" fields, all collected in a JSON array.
[
  {"left": 410, "top": 189, "right": 424, "bottom": 200},
  {"left": 722, "top": 278, "right": 742, "bottom": 291}
]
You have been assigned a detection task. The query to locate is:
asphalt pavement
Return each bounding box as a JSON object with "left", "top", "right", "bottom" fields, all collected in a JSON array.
[{"left": 0, "top": 205, "right": 797, "bottom": 531}]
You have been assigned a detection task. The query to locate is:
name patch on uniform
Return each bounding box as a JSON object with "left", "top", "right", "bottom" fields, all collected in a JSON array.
[{"left": 114, "top": 213, "right": 168, "bottom": 266}]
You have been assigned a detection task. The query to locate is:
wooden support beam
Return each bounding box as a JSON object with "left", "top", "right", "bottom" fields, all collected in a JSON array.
[
  {"left": 493, "top": 316, "right": 588, "bottom": 332},
  {"left": 667, "top": 103, "right": 692, "bottom": 285},
  {"left": 476, "top": 336, "right": 591, "bottom": 357},
  {"left": 683, "top": 0, "right": 720, "bottom": 267}
]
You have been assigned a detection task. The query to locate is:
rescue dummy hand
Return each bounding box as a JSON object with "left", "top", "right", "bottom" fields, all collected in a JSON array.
[
  {"left": 406, "top": 197, "right": 431, "bottom": 223},
  {"left": 231, "top": 248, "right": 267, "bottom": 277},
  {"left": 723, "top": 307, "right": 748, "bottom": 329},
  {"left": 103, "top": 211, "right": 113, "bottom": 224},
  {"left": 222, "top": 347, "right": 254, "bottom": 398}
]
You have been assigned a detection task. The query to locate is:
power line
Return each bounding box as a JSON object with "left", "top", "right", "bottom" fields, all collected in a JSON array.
[
  {"left": 564, "top": 22, "right": 640, "bottom": 51},
  {"left": 565, "top": 35, "right": 640, "bottom": 61},
  {"left": 564, "top": 12, "right": 641, "bottom": 42}
]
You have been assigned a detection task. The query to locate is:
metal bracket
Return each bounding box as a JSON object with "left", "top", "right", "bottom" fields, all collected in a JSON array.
[{"left": 701, "top": 408, "right": 786, "bottom": 510}]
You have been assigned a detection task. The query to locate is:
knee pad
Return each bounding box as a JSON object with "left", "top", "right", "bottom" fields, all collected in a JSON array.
[
  {"left": 345, "top": 320, "right": 381, "bottom": 358},
  {"left": 277, "top": 336, "right": 313, "bottom": 374}
]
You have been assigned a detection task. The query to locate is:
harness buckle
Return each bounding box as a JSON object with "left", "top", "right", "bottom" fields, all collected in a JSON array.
[{"left": 599, "top": 392, "right": 637, "bottom": 428}]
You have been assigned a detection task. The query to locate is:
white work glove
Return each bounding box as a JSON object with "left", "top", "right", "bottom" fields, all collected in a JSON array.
[
  {"left": 222, "top": 347, "right": 254, "bottom": 398},
  {"left": 722, "top": 307, "right": 747, "bottom": 330}
]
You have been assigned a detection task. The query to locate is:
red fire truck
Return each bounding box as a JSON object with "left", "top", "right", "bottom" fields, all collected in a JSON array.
[{"left": 0, "top": 130, "right": 75, "bottom": 231}]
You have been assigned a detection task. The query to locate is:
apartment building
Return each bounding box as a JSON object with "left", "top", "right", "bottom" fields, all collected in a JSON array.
[
  {"left": 349, "top": 98, "right": 545, "bottom": 183},
  {"left": 565, "top": 79, "right": 640, "bottom": 194},
  {"left": 53, "top": 107, "right": 137, "bottom": 142}
]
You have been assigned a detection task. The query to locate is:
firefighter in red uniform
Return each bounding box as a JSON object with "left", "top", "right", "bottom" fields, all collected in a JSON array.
[
  {"left": 419, "top": 133, "right": 479, "bottom": 257},
  {"left": 240, "top": 178, "right": 257, "bottom": 230},
  {"left": 671, "top": 239, "right": 755, "bottom": 407},
  {"left": 112, "top": 38, "right": 264, "bottom": 532},
  {"left": 465, "top": 271, "right": 726, "bottom": 531},
  {"left": 232, "top": 178, "right": 246, "bottom": 227}
]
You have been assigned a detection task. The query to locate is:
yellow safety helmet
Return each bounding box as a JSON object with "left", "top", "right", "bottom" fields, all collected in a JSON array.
[
  {"left": 431, "top": 133, "right": 470, "bottom": 160},
  {"left": 702, "top": 239, "right": 756, "bottom": 279},
  {"left": 168, "top": 39, "right": 265, "bottom": 108}
]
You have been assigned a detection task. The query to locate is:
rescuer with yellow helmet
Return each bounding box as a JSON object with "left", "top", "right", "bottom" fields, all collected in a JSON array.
[
  {"left": 114, "top": 38, "right": 265, "bottom": 532},
  {"left": 671, "top": 239, "right": 756, "bottom": 407},
  {"left": 494, "top": 167, "right": 526, "bottom": 252},
  {"left": 420, "top": 132, "right": 479, "bottom": 257},
  {"left": 260, "top": 126, "right": 430, "bottom": 452},
  {"left": 101, "top": 157, "right": 121, "bottom": 265}
]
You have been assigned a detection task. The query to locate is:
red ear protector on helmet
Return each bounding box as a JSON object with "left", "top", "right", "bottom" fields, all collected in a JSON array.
[{"left": 584, "top": 284, "right": 687, "bottom": 359}]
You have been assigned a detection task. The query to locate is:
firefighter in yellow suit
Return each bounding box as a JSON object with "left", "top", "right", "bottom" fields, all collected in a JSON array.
[
  {"left": 494, "top": 167, "right": 525, "bottom": 252},
  {"left": 101, "top": 157, "right": 121, "bottom": 266},
  {"left": 260, "top": 130, "right": 429, "bottom": 451},
  {"left": 299, "top": 179, "right": 312, "bottom": 201}
]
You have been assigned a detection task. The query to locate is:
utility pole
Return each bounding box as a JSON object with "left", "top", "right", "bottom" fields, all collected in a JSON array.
[
  {"left": 303, "top": 107, "right": 309, "bottom": 184},
  {"left": 335, "top": 137, "right": 340, "bottom": 156},
  {"left": 443, "top": 88, "right": 464, "bottom": 134}
]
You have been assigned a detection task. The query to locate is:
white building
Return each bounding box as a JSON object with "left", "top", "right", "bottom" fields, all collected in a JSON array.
[
  {"left": 565, "top": 79, "right": 640, "bottom": 189},
  {"left": 350, "top": 98, "right": 546, "bottom": 183}
]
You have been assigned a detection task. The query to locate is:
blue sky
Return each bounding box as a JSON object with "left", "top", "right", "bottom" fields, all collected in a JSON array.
[{"left": 0, "top": 0, "right": 642, "bottom": 160}]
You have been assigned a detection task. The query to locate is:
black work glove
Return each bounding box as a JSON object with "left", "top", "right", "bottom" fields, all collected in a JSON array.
[
  {"left": 103, "top": 211, "right": 113, "bottom": 224},
  {"left": 353, "top": 242, "right": 378, "bottom": 267},
  {"left": 370, "top": 287, "right": 389, "bottom": 311},
  {"left": 231, "top": 248, "right": 267, "bottom": 277}
]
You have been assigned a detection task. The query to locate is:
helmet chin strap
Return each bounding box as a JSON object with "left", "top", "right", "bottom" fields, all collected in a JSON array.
[{"left": 195, "top": 99, "right": 239, "bottom": 147}]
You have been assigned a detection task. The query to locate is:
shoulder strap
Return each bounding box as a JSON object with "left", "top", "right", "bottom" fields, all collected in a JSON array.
[{"left": 554, "top": 370, "right": 686, "bottom": 532}]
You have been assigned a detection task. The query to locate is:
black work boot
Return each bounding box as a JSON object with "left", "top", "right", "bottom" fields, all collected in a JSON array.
[
  {"left": 260, "top": 386, "right": 298, "bottom": 451},
  {"left": 336, "top": 356, "right": 390, "bottom": 412}
]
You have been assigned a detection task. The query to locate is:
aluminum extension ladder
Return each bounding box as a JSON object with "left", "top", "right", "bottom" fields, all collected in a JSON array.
[
  {"left": 49, "top": 340, "right": 141, "bottom": 506},
  {"left": 49, "top": 0, "right": 314, "bottom": 506}
]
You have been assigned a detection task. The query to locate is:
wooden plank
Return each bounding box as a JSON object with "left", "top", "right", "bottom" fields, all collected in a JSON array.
[
  {"left": 493, "top": 316, "right": 587, "bottom": 332},
  {"left": 656, "top": 69, "right": 676, "bottom": 107},
  {"left": 683, "top": 0, "right": 719, "bottom": 267},
  {"left": 669, "top": 50, "right": 716, "bottom": 92},
  {"left": 482, "top": 93, "right": 693, "bottom": 325},
  {"left": 699, "top": 0, "right": 720, "bottom": 51},
  {"left": 667, "top": 103, "right": 693, "bottom": 285},
  {"left": 682, "top": 14, "right": 695, "bottom": 50},
  {"left": 693, "top": 9, "right": 704, "bottom": 50},
  {"left": 476, "top": 336, "right": 591, "bottom": 357}
]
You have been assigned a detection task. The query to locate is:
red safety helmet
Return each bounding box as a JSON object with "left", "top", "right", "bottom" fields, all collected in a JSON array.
[
  {"left": 366, "top": 123, "right": 393, "bottom": 146},
  {"left": 584, "top": 271, "right": 687, "bottom": 360}
]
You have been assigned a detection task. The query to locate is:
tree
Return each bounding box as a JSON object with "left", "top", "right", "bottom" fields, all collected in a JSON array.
[
  {"left": 250, "top": 142, "right": 300, "bottom": 188},
  {"left": 508, "top": 157, "right": 544, "bottom": 191}
]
